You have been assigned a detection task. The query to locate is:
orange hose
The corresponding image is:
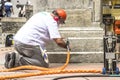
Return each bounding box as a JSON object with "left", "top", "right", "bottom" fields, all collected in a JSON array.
[
  {"left": 0, "top": 69, "right": 102, "bottom": 80},
  {"left": 0, "top": 50, "right": 102, "bottom": 79}
]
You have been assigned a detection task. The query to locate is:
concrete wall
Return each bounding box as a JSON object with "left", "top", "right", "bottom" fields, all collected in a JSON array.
[
  {"left": 29, "top": 0, "right": 102, "bottom": 27},
  {"left": 11, "top": 0, "right": 102, "bottom": 27},
  {"left": 10, "top": 0, "right": 101, "bottom": 27}
]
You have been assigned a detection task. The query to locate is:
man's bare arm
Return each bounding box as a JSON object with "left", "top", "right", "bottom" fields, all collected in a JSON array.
[{"left": 53, "top": 38, "right": 67, "bottom": 49}]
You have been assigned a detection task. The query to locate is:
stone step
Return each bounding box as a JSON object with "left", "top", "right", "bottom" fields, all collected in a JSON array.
[
  {"left": 0, "top": 27, "right": 104, "bottom": 63},
  {"left": 47, "top": 52, "right": 103, "bottom": 63},
  {"left": 47, "top": 37, "right": 103, "bottom": 52},
  {"left": 47, "top": 27, "right": 104, "bottom": 52},
  {"left": 59, "top": 27, "right": 104, "bottom": 37},
  {"left": 47, "top": 27, "right": 104, "bottom": 63}
]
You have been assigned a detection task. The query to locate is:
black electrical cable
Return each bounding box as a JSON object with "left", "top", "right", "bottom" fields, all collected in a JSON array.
[{"left": 53, "top": 74, "right": 120, "bottom": 80}]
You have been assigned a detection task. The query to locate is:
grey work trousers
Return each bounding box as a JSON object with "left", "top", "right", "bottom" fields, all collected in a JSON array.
[{"left": 14, "top": 41, "right": 49, "bottom": 68}]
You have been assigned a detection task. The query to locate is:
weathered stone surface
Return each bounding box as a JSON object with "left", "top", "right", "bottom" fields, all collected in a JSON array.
[
  {"left": 61, "top": 9, "right": 92, "bottom": 27},
  {"left": 36, "top": 0, "right": 93, "bottom": 11}
]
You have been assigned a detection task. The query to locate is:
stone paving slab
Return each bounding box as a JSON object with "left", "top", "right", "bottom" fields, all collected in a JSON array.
[{"left": 0, "top": 63, "right": 120, "bottom": 80}]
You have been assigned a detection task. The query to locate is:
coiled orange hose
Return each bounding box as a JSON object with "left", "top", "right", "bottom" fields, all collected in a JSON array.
[{"left": 0, "top": 48, "right": 102, "bottom": 80}]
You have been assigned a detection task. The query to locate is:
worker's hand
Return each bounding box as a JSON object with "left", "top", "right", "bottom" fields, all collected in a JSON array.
[
  {"left": 66, "top": 39, "right": 71, "bottom": 51},
  {"left": 53, "top": 38, "right": 72, "bottom": 50}
]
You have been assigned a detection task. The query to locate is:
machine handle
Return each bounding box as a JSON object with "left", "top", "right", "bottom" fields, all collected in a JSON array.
[{"left": 66, "top": 38, "right": 71, "bottom": 51}]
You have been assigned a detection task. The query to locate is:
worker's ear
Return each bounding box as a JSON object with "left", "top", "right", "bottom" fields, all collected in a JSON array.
[{"left": 54, "top": 16, "right": 59, "bottom": 22}]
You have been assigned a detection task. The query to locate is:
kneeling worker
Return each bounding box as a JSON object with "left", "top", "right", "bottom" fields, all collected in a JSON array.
[{"left": 4, "top": 8, "right": 68, "bottom": 68}]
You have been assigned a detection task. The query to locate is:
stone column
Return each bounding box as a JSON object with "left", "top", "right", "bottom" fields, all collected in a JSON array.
[
  {"left": 25, "top": 5, "right": 33, "bottom": 19},
  {"left": 93, "top": 0, "right": 102, "bottom": 22}
]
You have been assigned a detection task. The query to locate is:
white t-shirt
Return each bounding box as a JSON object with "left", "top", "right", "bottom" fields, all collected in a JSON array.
[
  {"left": 14, "top": 12, "right": 61, "bottom": 48},
  {"left": 4, "top": 2, "right": 13, "bottom": 6}
]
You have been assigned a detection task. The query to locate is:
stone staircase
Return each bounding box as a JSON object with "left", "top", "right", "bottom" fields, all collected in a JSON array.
[
  {"left": 47, "top": 27, "right": 105, "bottom": 63},
  {"left": 1, "top": 0, "right": 105, "bottom": 64},
  {"left": 0, "top": 17, "right": 105, "bottom": 63}
]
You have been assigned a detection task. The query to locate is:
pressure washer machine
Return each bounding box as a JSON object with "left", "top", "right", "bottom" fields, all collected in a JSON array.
[{"left": 102, "top": 15, "right": 119, "bottom": 74}]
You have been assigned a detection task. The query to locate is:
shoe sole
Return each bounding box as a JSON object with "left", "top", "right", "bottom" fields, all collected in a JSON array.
[
  {"left": 4, "top": 53, "right": 11, "bottom": 68},
  {"left": 8, "top": 52, "right": 16, "bottom": 68}
]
